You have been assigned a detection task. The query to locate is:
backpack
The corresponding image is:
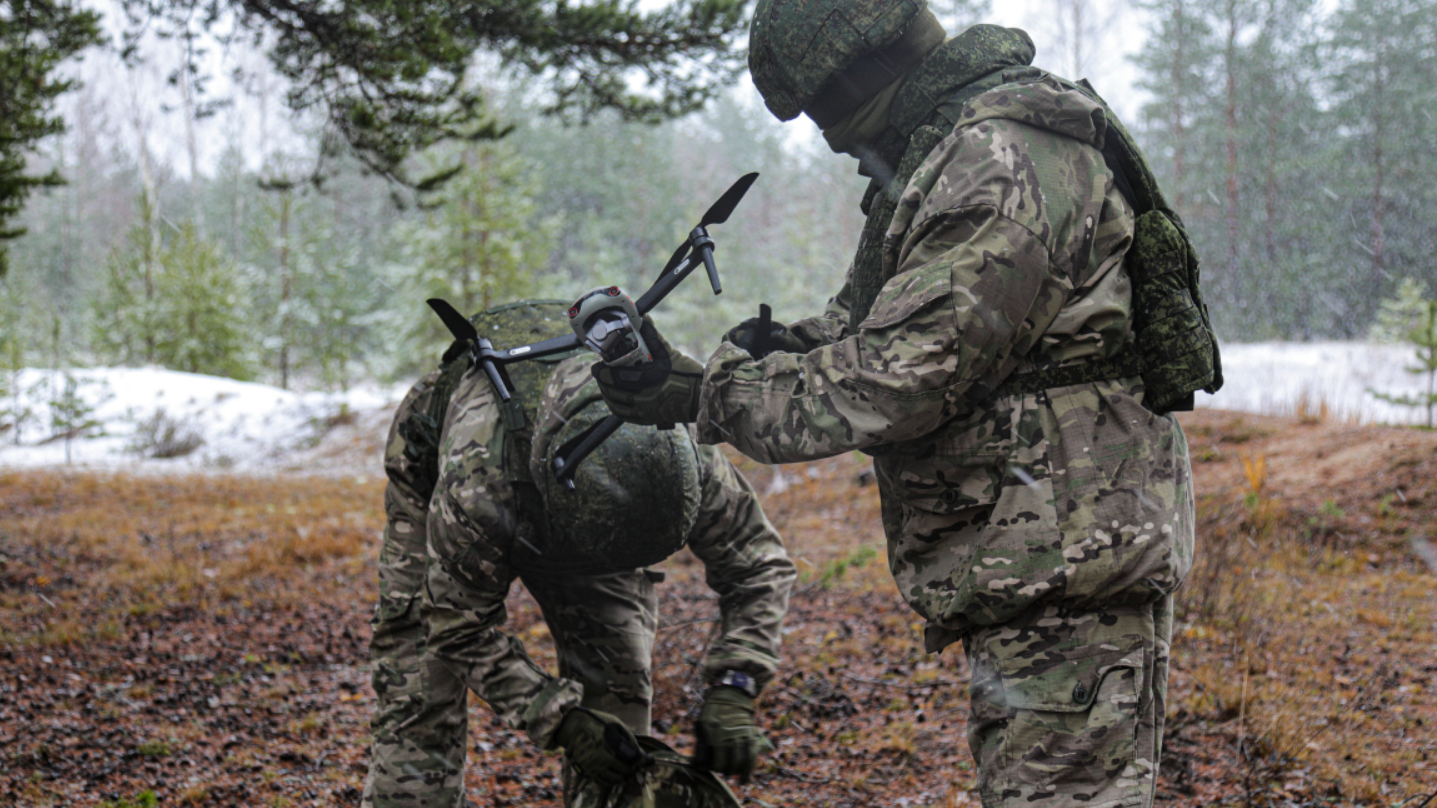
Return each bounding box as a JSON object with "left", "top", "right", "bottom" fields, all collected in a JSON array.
[
  {"left": 963, "top": 71, "right": 1224, "bottom": 414},
  {"left": 401, "top": 299, "right": 700, "bottom": 575},
  {"left": 1082, "top": 78, "right": 1224, "bottom": 414}
]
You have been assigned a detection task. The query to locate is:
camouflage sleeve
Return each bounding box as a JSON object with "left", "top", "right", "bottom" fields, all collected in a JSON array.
[
  {"left": 697, "top": 202, "right": 1069, "bottom": 463},
  {"left": 378, "top": 371, "right": 444, "bottom": 609},
  {"left": 684, "top": 443, "right": 796, "bottom": 693},
  {"left": 785, "top": 265, "right": 856, "bottom": 349},
  {"left": 424, "top": 372, "right": 582, "bottom": 749}
]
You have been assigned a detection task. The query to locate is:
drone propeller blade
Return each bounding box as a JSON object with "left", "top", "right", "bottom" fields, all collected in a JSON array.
[
  {"left": 698, "top": 172, "right": 759, "bottom": 227},
  {"left": 427, "top": 298, "right": 477, "bottom": 341}
]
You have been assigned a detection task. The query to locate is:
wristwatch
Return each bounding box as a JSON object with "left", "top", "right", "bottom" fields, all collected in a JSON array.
[{"left": 715, "top": 669, "right": 757, "bottom": 698}]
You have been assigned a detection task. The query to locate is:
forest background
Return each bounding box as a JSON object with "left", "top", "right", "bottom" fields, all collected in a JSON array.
[
  {"left": 6, "top": 0, "right": 1436, "bottom": 398},
  {"left": 3, "top": 1, "right": 1437, "bottom": 806}
]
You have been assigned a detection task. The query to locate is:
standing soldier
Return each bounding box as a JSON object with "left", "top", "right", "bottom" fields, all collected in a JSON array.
[
  {"left": 592, "top": 1, "right": 1220, "bottom": 805},
  {"left": 364, "top": 300, "right": 795, "bottom": 807}
]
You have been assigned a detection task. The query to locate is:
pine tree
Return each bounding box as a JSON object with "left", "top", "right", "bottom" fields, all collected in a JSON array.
[
  {"left": 118, "top": 0, "right": 750, "bottom": 186},
  {"left": 151, "top": 221, "right": 254, "bottom": 379},
  {"left": 1324, "top": 0, "right": 1437, "bottom": 330},
  {"left": 389, "top": 138, "right": 558, "bottom": 376},
  {"left": 94, "top": 215, "right": 255, "bottom": 378},
  {"left": 92, "top": 198, "right": 163, "bottom": 366},
  {"left": 0, "top": 0, "right": 103, "bottom": 276},
  {"left": 1369, "top": 293, "right": 1437, "bottom": 428}
]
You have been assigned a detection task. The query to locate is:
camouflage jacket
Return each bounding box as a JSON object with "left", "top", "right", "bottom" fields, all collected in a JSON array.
[
  {"left": 697, "top": 74, "right": 1193, "bottom": 652},
  {"left": 392, "top": 356, "right": 793, "bottom": 749}
]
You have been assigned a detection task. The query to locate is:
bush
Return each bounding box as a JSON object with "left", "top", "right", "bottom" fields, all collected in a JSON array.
[{"left": 128, "top": 409, "right": 205, "bottom": 459}]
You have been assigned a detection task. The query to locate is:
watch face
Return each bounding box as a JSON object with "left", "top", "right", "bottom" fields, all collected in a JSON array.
[{"left": 721, "top": 670, "right": 755, "bottom": 695}]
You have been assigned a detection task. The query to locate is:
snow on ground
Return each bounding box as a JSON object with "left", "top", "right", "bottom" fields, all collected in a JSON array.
[
  {"left": 1197, "top": 342, "right": 1436, "bottom": 425},
  {"left": 1, "top": 341, "right": 1432, "bottom": 474},
  {"left": 0, "top": 367, "right": 409, "bottom": 474}
]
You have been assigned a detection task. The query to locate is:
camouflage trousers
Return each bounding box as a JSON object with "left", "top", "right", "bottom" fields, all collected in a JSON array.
[
  {"left": 363, "top": 570, "right": 660, "bottom": 808},
  {"left": 963, "top": 596, "right": 1173, "bottom": 808}
]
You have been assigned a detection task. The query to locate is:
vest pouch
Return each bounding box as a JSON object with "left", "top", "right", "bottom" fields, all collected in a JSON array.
[{"left": 1129, "top": 209, "right": 1217, "bottom": 414}]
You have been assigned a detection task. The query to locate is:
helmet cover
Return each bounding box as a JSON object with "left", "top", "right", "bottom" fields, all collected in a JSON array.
[{"left": 749, "top": 0, "right": 926, "bottom": 121}]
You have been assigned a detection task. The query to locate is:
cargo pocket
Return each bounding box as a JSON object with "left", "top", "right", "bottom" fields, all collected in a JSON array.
[
  {"left": 989, "top": 636, "right": 1145, "bottom": 782},
  {"left": 375, "top": 532, "right": 426, "bottom": 624}
]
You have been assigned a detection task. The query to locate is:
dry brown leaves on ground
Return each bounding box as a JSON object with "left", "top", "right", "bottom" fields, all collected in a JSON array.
[{"left": 2, "top": 408, "right": 1435, "bottom": 807}]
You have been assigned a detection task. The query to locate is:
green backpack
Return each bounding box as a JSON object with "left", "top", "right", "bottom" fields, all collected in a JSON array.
[
  {"left": 1082, "top": 78, "right": 1224, "bottom": 414},
  {"left": 398, "top": 299, "right": 577, "bottom": 501}
]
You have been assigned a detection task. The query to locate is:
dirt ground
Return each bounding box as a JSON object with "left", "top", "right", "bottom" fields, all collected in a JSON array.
[{"left": 1, "top": 408, "right": 1434, "bottom": 807}]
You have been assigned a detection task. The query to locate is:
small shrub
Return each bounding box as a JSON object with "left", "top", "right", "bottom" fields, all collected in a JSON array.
[
  {"left": 129, "top": 408, "right": 205, "bottom": 458},
  {"left": 136, "top": 739, "right": 172, "bottom": 757},
  {"left": 100, "top": 791, "right": 158, "bottom": 808}
]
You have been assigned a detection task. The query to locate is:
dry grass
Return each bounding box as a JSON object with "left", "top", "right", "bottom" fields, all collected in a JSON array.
[
  {"left": 0, "top": 470, "right": 382, "bottom": 650},
  {"left": 4, "top": 422, "right": 1434, "bottom": 807},
  {"left": 1171, "top": 411, "right": 1437, "bottom": 805}
]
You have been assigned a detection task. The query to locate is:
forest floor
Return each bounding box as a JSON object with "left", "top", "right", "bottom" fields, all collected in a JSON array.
[{"left": 1, "top": 408, "right": 1434, "bottom": 808}]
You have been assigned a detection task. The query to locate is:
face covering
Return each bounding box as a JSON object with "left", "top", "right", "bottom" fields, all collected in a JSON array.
[
  {"left": 821, "top": 78, "right": 905, "bottom": 158},
  {"left": 816, "top": 8, "right": 947, "bottom": 157}
]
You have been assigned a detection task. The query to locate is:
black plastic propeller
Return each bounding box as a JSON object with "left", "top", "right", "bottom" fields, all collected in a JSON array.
[
  {"left": 701, "top": 172, "right": 759, "bottom": 227},
  {"left": 427, "top": 298, "right": 477, "bottom": 342}
]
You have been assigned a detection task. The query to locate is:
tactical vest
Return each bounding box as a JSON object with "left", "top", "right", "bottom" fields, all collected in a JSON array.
[
  {"left": 400, "top": 299, "right": 700, "bottom": 577},
  {"left": 850, "top": 44, "right": 1222, "bottom": 415}
]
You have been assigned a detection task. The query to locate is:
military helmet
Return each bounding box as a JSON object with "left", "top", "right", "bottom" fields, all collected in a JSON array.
[
  {"left": 520, "top": 357, "right": 702, "bottom": 575},
  {"left": 570, "top": 736, "right": 741, "bottom": 808},
  {"left": 748, "top": 0, "right": 938, "bottom": 126}
]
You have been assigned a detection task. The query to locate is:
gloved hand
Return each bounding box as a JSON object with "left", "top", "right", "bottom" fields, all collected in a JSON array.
[
  {"left": 693, "top": 686, "right": 759, "bottom": 782},
  {"left": 591, "top": 318, "right": 704, "bottom": 428},
  {"left": 723, "top": 317, "right": 807, "bottom": 359},
  {"left": 555, "top": 706, "right": 652, "bottom": 786}
]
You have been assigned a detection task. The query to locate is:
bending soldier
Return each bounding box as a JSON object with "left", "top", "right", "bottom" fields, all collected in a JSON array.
[
  {"left": 591, "top": 2, "right": 1217, "bottom": 806},
  {"left": 364, "top": 300, "right": 795, "bottom": 808}
]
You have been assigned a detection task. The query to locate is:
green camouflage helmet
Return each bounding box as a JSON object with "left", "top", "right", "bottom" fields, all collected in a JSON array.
[
  {"left": 570, "top": 736, "right": 741, "bottom": 808},
  {"left": 748, "top": 0, "right": 937, "bottom": 125},
  {"left": 521, "top": 357, "right": 702, "bottom": 575}
]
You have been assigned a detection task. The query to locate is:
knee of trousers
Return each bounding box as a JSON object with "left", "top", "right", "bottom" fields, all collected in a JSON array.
[{"left": 965, "top": 601, "right": 1163, "bottom": 808}]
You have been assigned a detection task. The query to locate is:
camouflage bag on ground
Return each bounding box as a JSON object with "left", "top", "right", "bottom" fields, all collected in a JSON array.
[{"left": 570, "top": 736, "right": 741, "bottom": 808}]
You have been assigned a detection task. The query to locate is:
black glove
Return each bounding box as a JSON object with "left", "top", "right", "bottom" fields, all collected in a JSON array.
[
  {"left": 723, "top": 317, "right": 807, "bottom": 359},
  {"left": 693, "top": 686, "right": 759, "bottom": 782},
  {"left": 554, "top": 706, "right": 652, "bottom": 786},
  {"left": 591, "top": 319, "right": 704, "bottom": 428}
]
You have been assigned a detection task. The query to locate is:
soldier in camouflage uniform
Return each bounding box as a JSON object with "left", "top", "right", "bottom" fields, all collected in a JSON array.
[
  {"left": 591, "top": 2, "right": 1203, "bottom": 806},
  {"left": 365, "top": 302, "right": 795, "bottom": 808}
]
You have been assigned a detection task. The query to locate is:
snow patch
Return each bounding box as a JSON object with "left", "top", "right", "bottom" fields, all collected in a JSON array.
[
  {"left": 0, "top": 367, "right": 408, "bottom": 473},
  {"left": 1196, "top": 342, "right": 1437, "bottom": 425}
]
